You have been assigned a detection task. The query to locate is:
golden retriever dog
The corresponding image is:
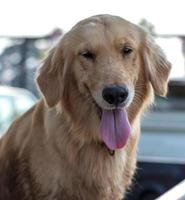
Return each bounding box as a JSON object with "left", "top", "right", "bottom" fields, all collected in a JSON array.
[{"left": 0, "top": 15, "right": 171, "bottom": 200}]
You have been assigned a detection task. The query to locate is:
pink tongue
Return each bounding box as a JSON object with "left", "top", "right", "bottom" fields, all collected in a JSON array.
[{"left": 100, "top": 109, "right": 131, "bottom": 150}]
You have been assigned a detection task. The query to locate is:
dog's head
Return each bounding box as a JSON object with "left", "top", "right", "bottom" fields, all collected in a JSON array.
[{"left": 37, "top": 15, "right": 171, "bottom": 150}]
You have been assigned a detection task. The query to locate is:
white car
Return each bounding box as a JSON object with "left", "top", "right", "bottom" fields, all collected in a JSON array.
[{"left": 0, "top": 86, "right": 37, "bottom": 136}]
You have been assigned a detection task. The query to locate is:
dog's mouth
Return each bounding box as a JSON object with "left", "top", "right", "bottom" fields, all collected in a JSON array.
[
  {"left": 100, "top": 108, "right": 131, "bottom": 151},
  {"left": 86, "top": 88, "right": 131, "bottom": 151}
]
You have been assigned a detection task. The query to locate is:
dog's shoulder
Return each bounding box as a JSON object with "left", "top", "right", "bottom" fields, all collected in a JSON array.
[
  {"left": 0, "top": 147, "right": 25, "bottom": 199},
  {"left": 0, "top": 101, "right": 45, "bottom": 200},
  {"left": 0, "top": 140, "right": 42, "bottom": 200}
]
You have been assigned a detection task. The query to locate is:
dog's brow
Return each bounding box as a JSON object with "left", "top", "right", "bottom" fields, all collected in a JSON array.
[
  {"left": 78, "top": 42, "right": 97, "bottom": 52},
  {"left": 116, "top": 37, "right": 135, "bottom": 45}
]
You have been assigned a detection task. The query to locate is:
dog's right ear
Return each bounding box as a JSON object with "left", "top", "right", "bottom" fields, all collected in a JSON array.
[
  {"left": 143, "top": 34, "right": 171, "bottom": 97},
  {"left": 36, "top": 48, "right": 63, "bottom": 107}
]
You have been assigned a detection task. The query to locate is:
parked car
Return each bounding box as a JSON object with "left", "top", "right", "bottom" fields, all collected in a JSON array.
[
  {"left": 0, "top": 86, "right": 37, "bottom": 136},
  {"left": 126, "top": 79, "right": 185, "bottom": 200}
]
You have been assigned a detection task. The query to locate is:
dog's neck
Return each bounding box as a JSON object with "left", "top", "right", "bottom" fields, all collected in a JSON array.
[
  {"left": 101, "top": 142, "right": 115, "bottom": 156},
  {"left": 29, "top": 101, "right": 129, "bottom": 199}
]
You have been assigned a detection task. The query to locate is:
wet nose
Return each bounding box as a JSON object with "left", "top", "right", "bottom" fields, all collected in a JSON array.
[{"left": 102, "top": 86, "right": 129, "bottom": 106}]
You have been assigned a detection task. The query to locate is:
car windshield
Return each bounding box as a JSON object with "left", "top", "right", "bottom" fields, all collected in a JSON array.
[
  {"left": 14, "top": 94, "right": 36, "bottom": 114},
  {"left": 0, "top": 95, "right": 14, "bottom": 134},
  {"left": 0, "top": 94, "right": 36, "bottom": 135}
]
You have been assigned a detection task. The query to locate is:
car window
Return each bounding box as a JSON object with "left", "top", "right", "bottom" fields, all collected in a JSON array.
[
  {"left": 153, "top": 83, "right": 185, "bottom": 111},
  {"left": 154, "top": 96, "right": 185, "bottom": 111},
  {"left": 0, "top": 95, "right": 15, "bottom": 134}
]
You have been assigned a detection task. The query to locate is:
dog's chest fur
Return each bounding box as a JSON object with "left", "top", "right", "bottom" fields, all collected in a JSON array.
[
  {"left": 0, "top": 110, "right": 129, "bottom": 200},
  {"left": 30, "top": 143, "right": 127, "bottom": 200}
]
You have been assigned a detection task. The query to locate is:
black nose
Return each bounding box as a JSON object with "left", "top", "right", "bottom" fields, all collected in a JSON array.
[{"left": 102, "top": 86, "right": 129, "bottom": 106}]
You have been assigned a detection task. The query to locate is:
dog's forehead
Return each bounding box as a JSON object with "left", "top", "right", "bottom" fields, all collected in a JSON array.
[{"left": 68, "top": 15, "right": 142, "bottom": 49}]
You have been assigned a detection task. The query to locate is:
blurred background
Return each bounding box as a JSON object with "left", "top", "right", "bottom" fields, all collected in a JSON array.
[{"left": 0, "top": 0, "right": 185, "bottom": 199}]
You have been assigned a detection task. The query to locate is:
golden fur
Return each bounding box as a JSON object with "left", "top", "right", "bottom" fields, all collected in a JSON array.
[{"left": 0, "top": 15, "right": 171, "bottom": 200}]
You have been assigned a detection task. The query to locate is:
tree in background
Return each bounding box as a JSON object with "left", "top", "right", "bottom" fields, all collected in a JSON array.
[{"left": 0, "top": 29, "right": 62, "bottom": 96}]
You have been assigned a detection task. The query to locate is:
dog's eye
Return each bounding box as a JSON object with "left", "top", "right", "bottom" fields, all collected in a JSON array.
[
  {"left": 121, "top": 47, "right": 133, "bottom": 56},
  {"left": 80, "top": 51, "right": 96, "bottom": 60}
]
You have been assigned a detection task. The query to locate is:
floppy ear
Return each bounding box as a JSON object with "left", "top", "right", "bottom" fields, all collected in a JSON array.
[
  {"left": 36, "top": 48, "right": 63, "bottom": 107},
  {"left": 143, "top": 35, "right": 171, "bottom": 96}
]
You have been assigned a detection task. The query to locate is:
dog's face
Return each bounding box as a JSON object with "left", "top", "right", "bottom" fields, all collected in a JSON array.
[
  {"left": 37, "top": 15, "right": 171, "bottom": 149},
  {"left": 73, "top": 19, "right": 140, "bottom": 111}
]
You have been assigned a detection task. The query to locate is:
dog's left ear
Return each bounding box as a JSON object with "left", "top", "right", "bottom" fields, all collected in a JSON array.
[
  {"left": 36, "top": 47, "right": 63, "bottom": 107},
  {"left": 143, "top": 34, "right": 171, "bottom": 96}
]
